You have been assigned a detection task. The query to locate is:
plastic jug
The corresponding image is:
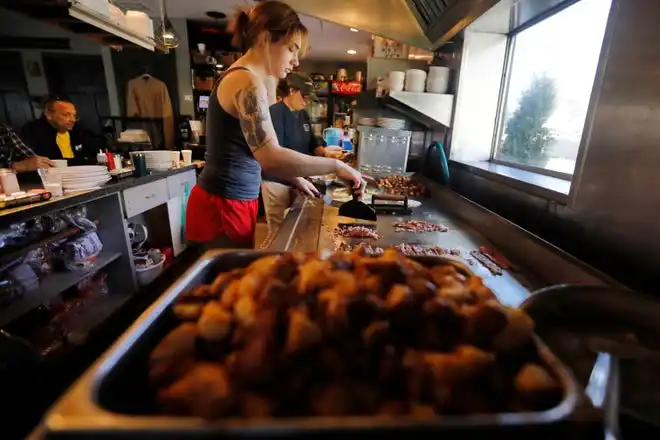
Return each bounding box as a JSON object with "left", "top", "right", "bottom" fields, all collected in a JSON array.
[{"left": 323, "top": 127, "right": 343, "bottom": 147}]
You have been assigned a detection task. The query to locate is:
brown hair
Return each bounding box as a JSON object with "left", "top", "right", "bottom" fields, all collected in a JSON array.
[{"left": 229, "top": 1, "right": 308, "bottom": 54}]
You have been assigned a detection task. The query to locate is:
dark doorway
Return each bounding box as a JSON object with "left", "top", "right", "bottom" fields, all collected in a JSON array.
[
  {"left": 111, "top": 47, "right": 179, "bottom": 116},
  {"left": 0, "top": 51, "right": 34, "bottom": 129},
  {"left": 41, "top": 53, "right": 110, "bottom": 134}
]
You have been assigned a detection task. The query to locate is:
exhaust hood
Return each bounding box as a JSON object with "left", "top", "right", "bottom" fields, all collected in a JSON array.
[{"left": 282, "top": 0, "right": 501, "bottom": 50}]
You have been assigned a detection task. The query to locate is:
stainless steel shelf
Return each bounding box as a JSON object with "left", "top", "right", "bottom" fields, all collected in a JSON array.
[
  {"left": 66, "top": 293, "right": 132, "bottom": 345},
  {"left": 0, "top": 251, "right": 122, "bottom": 327},
  {"left": 0, "top": 221, "right": 100, "bottom": 273},
  {"left": 68, "top": 1, "right": 167, "bottom": 52}
]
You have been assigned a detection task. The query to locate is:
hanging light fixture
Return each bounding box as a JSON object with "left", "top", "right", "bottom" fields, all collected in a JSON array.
[{"left": 155, "top": 0, "right": 180, "bottom": 49}]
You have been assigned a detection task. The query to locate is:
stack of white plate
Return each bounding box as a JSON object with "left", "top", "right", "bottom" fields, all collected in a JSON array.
[
  {"left": 388, "top": 71, "right": 405, "bottom": 92},
  {"left": 358, "top": 117, "right": 376, "bottom": 126},
  {"left": 426, "top": 66, "right": 450, "bottom": 94},
  {"left": 49, "top": 166, "right": 111, "bottom": 191},
  {"left": 134, "top": 150, "right": 177, "bottom": 171},
  {"left": 126, "top": 10, "right": 154, "bottom": 39},
  {"left": 377, "top": 117, "right": 406, "bottom": 129},
  {"left": 405, "top": 69, "right": 427, "bottom": 92}
]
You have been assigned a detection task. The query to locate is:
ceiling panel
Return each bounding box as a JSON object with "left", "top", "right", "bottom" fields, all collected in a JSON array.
[
  {"left": 281, "top": 0, "right": 430, "bottom": 49},
  {"left": 114, "top": 0, "right": 373, "bottom": 60}
]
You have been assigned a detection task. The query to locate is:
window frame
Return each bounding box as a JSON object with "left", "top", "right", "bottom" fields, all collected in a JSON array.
[{"left": 489, "top": 0, "right": 589, "bottom": 182}]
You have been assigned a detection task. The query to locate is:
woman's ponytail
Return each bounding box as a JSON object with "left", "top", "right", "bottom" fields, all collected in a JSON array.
[{"left": 229, "top": 9, "right": 250, "bottom": 52}]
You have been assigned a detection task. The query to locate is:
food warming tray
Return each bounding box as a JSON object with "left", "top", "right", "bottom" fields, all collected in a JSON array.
[{"left": 38, "top": 250, "right": 579, "bottom": 438}]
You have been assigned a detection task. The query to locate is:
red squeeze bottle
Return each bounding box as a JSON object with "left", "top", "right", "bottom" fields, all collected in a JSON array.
[{"left": 105, "top": 151, "right": 116, "bottom": 170}]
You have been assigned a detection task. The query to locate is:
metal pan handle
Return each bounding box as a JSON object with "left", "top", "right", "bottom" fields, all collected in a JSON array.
[{"left": 372, "top": 193, "right": 408, "bottom": 210}]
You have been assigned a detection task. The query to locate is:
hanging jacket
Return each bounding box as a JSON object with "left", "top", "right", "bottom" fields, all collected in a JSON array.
[{"left": 126, "top": 75, "right": 174, "bottom": 149}]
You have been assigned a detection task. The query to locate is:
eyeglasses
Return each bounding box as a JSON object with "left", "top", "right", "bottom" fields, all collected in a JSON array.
[
  {"left": 45, "top": 96, "right": 78, "bottom": 120},
  {"left": 61, "top": 112, "right": 79, "bottom": 121}
]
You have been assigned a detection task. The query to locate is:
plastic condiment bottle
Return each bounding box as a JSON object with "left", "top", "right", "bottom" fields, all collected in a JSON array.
[
  {"left": 0, "top": 168, "right": 20, "bottom": 194},
  {"left": 105, "top": 151, "right": 116, "bottom": 170},
  {"left": 97, "top": 149, "right": 107, "bottom": 165}
]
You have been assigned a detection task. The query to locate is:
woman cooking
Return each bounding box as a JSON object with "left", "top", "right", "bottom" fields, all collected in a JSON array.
[{"left": 186, "top": 0, "right": 364, "bottom": 248}]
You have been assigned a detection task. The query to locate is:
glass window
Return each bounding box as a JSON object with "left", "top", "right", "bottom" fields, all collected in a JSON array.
[{"left": 494, "top": 0, "right": 612, "bottom": 176}]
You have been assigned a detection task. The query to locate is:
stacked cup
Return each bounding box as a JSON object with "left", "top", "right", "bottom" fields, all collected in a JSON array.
[
  {"left": 388, "top": 71, "right": 405, "bottom": 92},
  {"left": 426, "top": 66, "right": 450, "bottom": 94},
  {"left": 404, "top": 69, "right": 427, "bottom": 92},
  {"left": 182, "top": 149, "right": 193, "bottom": 165}
]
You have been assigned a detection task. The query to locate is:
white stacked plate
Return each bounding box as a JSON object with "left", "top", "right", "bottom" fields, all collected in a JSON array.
[
  {"left": 426, "top": 66, "right": 449, "bottom": 94},
  {"left": 388, "top": 71, "right": 405, "bottom": 92},
  {"left": 358, "top": 117, "right": 376, "bottom": 126},
  {"left": 405, "top": 69, "right": 427, "bottom": 93},
  {"left": 377, "top": 117, "right": 406, "bottom": 130},
  {"left": 145, "top": 158, "right": 173, "bottom": 171},
  {"left": 49, "top": 165, "right": 111, "bottom": 191},
  {"left": 133, "top": 150, "right": 176, "bottom": 171}
]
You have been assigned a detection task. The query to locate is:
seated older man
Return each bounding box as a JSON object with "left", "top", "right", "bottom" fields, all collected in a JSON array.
[{"left": 20, "top": 96, "right": 96, "bottom": 165}]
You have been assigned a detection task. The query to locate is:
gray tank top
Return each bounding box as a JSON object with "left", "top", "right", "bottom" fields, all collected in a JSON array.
[{"left": 198, "top": 67, "right": 262, "bottom": 200}]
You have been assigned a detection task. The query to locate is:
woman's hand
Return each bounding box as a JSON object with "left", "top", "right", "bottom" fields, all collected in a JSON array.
[
  {"left": 334, "top": 160, "right": 367, "bottom": 199},
  {"left": 292, "top": 177, "right": 321, "bottom": 198}
]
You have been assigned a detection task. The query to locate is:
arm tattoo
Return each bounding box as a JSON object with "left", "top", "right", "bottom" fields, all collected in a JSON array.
[{"left": 236, "top": 85, "right": 271, "bottom": 152}]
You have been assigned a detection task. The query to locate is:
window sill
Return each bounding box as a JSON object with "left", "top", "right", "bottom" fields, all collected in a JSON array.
[{"left": 450, "top": 160, "right": 571, "bottom": 204}]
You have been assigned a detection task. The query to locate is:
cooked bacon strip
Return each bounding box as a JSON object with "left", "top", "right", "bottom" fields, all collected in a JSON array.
[
  {"left": 393, "top": 220, "right": 448, "bottom": 233},
  {"left": 471, "top": 250, "right": 504, "bottom": 276},
  {"left": 336, "top": 226, "right": 380, "bottom": 239},
  {"left": 379, "top": 175, "right": 427, "bottom": 196}
]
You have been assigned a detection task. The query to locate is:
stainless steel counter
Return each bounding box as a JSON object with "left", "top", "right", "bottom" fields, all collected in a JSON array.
[{"left": 266, "top": 175, "right": 622, "bottom": 307}]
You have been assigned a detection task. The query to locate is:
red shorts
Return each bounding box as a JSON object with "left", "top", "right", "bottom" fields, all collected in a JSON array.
[{"left": 186, "top": 185, "right": 258, "bottom": 247}]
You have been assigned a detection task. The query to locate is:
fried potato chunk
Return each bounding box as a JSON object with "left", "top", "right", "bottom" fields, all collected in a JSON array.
[
  {"left": 197, "top": 301, "right": 232, "bottom": 342},
  {"left": 149, "top": 323, "right": 198, "bottom": 386},
  {"left": 149, "top": 251, "right": 555, "bottom": 419},
  {"left": 158, "top": 363, "right": 233, "bottom": 418}
]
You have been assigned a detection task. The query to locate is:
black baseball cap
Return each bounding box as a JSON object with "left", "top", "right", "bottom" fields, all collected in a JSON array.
[{"left": 286, "top": 72, "right": 318, "bottom": 101}]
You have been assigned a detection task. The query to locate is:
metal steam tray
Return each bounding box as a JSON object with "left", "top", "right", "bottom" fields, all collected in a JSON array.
[{"left": 37, "top": 250, "right": 579, "bottom": 438}]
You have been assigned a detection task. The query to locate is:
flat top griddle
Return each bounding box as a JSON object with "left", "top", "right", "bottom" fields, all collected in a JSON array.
[{"left": 317, "top": 198, "right": 534, "bottom": 308}]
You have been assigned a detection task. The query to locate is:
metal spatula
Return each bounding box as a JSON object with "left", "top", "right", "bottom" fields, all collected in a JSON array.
[{"left": 338, "top": 188, "right": 377, "bottom": 221}]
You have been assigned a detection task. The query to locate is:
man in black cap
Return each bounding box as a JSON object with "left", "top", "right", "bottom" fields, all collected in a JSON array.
[{"left": 261, "top": 72, "right": 339, "bottom": 245}]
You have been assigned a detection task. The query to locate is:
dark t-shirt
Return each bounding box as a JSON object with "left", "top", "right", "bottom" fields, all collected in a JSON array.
[{"left": 263, "top": 101, "right": 318, "bottom": 186}]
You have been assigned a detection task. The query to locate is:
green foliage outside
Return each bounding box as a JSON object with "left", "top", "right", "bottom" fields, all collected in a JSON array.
[{"left": 500, "top": 74, "right": 557, "bottom": 168}]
